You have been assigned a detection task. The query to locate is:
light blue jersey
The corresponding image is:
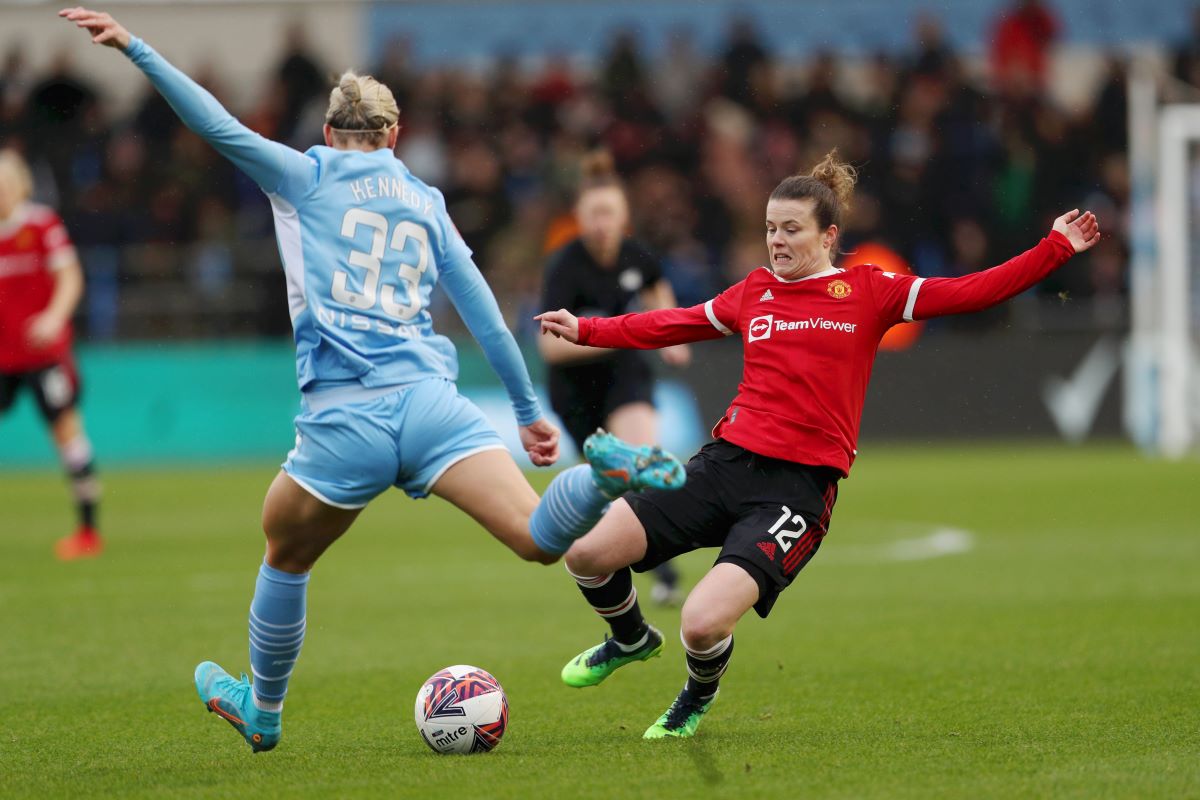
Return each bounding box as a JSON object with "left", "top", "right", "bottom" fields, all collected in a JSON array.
[{"left": 125, "top": 38, "right": 541, "bottom": 426}]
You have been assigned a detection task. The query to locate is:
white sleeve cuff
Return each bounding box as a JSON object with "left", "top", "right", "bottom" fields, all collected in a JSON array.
[{"left": 902, "top": 277, "right": 925, "bottom": 323}]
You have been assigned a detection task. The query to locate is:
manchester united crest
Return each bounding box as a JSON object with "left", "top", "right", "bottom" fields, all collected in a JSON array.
[{"left": 827, "top": 279, "right": 852, "bottom": 299}]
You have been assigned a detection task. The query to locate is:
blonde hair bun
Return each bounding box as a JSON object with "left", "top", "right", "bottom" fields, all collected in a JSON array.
[{"left": 325, "top": 70, "right": 399, "bottom": 136}]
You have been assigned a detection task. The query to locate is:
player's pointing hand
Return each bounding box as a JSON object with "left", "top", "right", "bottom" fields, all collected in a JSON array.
[
  {"left": 1052, "top": 209, "right": 1101, "bottom": 254},
  {"left": 59, "top": 7, "right": 131, "bottom": 50},
  {"left": 535, "top": 309, "right": 580, "bottom": 343}
]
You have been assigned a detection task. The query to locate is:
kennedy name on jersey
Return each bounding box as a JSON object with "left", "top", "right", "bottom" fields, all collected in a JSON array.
[
  {"left": 348, "top": 175, "right": 434, "bottom": 214},
  {"left": 747, "top": 314, "right": 858, "bottom": 342}
]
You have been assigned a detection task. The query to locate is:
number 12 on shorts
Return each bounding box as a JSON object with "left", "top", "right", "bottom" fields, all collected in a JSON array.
[{"left": 768, "top": 506, "right": 807, "bottom": 552}]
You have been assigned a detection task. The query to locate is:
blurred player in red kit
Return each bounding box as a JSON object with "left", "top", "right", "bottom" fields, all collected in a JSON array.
[
  {"left": 538, "top": 149, "right": 1100, "bottom": 739},
  {"left": 0, "top": 148, "right": 102, "bottom": 560}
]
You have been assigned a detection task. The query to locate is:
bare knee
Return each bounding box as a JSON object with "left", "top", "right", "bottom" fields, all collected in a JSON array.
[
  {"left": 260, "top": 513, "right": 312, "bottom": 572},
  {"left": 680, "top": 608, "right": 734, "bottom": 653},
  {"left": 563, "top": 537, "right": 611, "bottom": 577}
]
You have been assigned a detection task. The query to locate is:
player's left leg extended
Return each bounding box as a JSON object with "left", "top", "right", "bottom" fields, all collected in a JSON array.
[
  {"left": 197, "top": 471, "right": 362, "bottom": 752},
  {"left": 430, "top": 432, "right": 683, "bottom": 563},
  {"left": 644, "top": 562, "right": 759, "bottom": 739}
]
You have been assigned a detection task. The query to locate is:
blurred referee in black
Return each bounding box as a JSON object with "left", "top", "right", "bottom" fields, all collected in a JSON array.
[{"left": 539, "top": 151, "right": 691, "bottom": 605}]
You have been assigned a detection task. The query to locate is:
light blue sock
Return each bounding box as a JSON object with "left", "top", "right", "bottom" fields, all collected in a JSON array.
[
  {"left": 248, "top": 561, "right": 308, "bottom": 711},
  {"left": 529, "top": 464, "right": 610, "bottom": 556}
]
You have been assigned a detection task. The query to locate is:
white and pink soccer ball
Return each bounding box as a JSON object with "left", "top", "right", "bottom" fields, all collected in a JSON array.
[{"left": 414, "top": 665, "right": 508, "bottom": 754}]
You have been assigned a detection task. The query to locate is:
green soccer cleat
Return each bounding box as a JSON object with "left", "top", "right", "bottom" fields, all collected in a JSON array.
[
  {"left": 194, "top": 661, "right": 282, "bottom": 753},
  {"left": 643, "top": 688, "right": 718, "bottom": 739},
  {"left": 561, "top": 626, "right": 664, "bottom": 688},
  {"left": 583, "top": 430, "right": 686, "bottom": 499}
]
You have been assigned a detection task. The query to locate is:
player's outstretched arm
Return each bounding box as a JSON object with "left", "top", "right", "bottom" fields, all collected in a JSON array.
[
  {"left": 59, "top": 7, "right": 313, "bottom": 198},
  {"left": 537, "top": 303, "right": 730, "bottom": 350},
  {"left": 905, "top": 209, "right": 1100, "bottom": 322}
]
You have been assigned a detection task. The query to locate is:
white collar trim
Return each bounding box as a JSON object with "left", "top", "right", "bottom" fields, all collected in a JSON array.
[
  {"left": 0, "top": 203, "right": 30, "bottom": 237},
  {"left": 761, "top": 265, "right": 843, "bottom": 284}
]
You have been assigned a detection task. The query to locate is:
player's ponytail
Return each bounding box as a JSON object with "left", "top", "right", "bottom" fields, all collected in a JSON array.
[
  {"left": 808, "top": 149, "right": 857, "bottom": 213},
  {"left": 770, "top": 148, "right": 857, "bottom": 247},
  {"left": 325, "top": 70, "right": 399, "bottom": 148},
  {"left": 0, "top": 148, "right": 33, "bottom": 203}
]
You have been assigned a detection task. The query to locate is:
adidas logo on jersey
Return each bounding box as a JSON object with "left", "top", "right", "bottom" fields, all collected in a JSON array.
[{"left": 759, "top": 289, "right": 774, "bottom": 302}]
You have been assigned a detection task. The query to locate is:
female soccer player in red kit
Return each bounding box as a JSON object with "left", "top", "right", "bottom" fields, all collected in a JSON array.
[
  {"left": 0, "top": 149, "right": 102, "bottom": 559},
  {"left": 537, "top": 150, "right": 1100, "bottom": 738}
]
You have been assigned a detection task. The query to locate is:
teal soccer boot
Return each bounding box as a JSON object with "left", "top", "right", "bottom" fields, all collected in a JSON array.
[
  {"left": 583, "top": 430, "right": 686, "bottom": 499},
  {"left": 194, "top": 661, "right": 281, "bottom": 752}
]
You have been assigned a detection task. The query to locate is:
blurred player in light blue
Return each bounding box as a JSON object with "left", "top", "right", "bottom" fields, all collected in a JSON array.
[{"left": 61, "top": 7, "right": 684, "bottom": 753}]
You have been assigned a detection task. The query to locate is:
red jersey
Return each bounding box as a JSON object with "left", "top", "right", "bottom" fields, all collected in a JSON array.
[
  {"left": 0, "top": 203, "right": 77, "bottom": 372},
  {"left": 577, "top": 231, "right": 1075, "bottom": 475}
]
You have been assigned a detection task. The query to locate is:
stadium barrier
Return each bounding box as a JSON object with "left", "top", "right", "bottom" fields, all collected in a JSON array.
[{"left": 0, "top": 331, "right": 1121, "bottom": 469}]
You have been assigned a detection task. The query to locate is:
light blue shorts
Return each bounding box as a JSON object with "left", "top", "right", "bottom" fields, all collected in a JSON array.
[{"left": 282, "top": 378, "right": 507, "bottom": 508}]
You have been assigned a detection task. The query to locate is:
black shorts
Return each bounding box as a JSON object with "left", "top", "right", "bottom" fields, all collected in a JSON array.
[
  {"left": 549, "top": 358, "right": 655, "bottom": 452},
  {"left": 0, "top": 361, "right": 81, "bottom": 422},
  {"left": 626, "top": 440, "right": 840, "bottom": 618}
]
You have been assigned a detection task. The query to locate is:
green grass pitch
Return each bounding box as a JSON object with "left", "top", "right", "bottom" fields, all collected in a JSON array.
[{"left": 1, "top": 443, "right": 1197, "bottom": 799}]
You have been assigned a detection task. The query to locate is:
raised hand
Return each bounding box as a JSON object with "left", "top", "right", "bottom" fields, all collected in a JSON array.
[
  {"left": 520, "top": 418, "right": 560, "bottom": 467},
  {"left": 59, "top": 7, "right": 131, "bottom": 50},
  {"left": 1052, "top": 209, "right": 1101, "bottom": 254}
]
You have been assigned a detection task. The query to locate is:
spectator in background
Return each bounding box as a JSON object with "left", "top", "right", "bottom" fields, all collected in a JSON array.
[
  {"left": 720, "top": 15, "right": 768, "bottom": 108},
  {"left": 601, "top": 29, "right": 646, "bottom": 108},
  {"left": 653, "top": 28, "right": 704, "bottom": 123},
  {"left": 274, "top": 21, "right": 325, "bottom": 143},
  {"left": 1173, "top": 7, "right": 1200, "bottom": 87},
  {"left": 25, "top": 49, "right": 97, "bottom": 202},
  {"left": 0, "top": 46, "right": 34, "bottom": 139},
  {"left": 907, "top": 13, "right": 954, "bottom": 79},
  {"left": 990, "top": 0, "right": 1061, "bottom": 97}
]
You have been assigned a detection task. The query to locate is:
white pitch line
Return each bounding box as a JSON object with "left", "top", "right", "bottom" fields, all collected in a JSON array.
[
  {"left": 884, "top": 527, "right": 975, "bottom": 561},
  {"left": 827, "top": 526, "right": 976, "bottom": 564}
]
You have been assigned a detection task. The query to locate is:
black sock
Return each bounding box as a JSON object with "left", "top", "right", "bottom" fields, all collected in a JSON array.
[
  {"left": 567, "top": 565, "right": 647, "bottom": 645},
  {"left": 683, "top": 634, "right": 734, "bottom": 701}
]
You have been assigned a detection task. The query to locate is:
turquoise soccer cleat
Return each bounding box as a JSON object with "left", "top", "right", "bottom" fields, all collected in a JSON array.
[
  {"left": 643, "top": 688, "right": 718, "bottom": 739},
  {"left": 583, "top": 430, "right": 686, "bottom": 499},
  {"left": 561, "top": 625, "right": 664, "bottom": 688},
  {"left": 194, "top": 661, "right": 282, "bottom": 753}
]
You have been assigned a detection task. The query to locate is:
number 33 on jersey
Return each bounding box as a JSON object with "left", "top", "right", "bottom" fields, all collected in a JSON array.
[{"left": 269, "top": 150, "right": 474, "bottom": 392}]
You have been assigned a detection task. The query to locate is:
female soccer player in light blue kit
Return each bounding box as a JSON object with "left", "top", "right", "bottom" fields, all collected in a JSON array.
[{"left": 61, "top": 7, "right": 684, "bottom": 753}]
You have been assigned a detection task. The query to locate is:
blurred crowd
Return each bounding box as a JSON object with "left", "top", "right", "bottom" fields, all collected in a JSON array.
[{"left": 0, "top": 0, "right": 1186, "bottom": 341}]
